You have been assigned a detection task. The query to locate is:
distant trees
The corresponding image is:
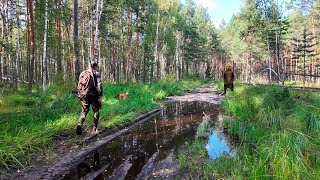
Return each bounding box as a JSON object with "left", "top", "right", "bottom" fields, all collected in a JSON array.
[
  {"left": 1, "top": 0, "right": 319, "bottom": 92},
  {"left": 0, "top": 0, "right": 221, "bottom": 92},
  {"left": 291, "top": 28, "right": 317, "bottom": 88},
  {"left": 220, "top": 0, "right": 320, "bottom": 86}
]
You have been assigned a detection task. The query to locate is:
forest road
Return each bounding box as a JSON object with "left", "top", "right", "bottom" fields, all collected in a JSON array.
[{"left": 11, "top": 83, "right": 226, "bottom": 180}]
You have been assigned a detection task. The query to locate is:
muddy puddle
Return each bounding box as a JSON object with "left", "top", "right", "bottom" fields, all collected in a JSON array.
[{"left": 61, "top": 101, "right": 234, "bottom": 180}]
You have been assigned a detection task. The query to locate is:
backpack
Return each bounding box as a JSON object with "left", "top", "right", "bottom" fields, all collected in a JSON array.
[{"left": 76, "top": 70, "right": 96, "bottom": 99}]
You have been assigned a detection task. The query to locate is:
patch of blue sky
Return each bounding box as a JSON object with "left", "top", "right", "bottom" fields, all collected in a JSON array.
[{"left": 181, "top": 0, "right": 291, "bottom": 27}]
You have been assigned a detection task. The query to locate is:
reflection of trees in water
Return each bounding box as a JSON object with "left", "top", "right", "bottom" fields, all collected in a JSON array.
[{"left": 68, "top": 101, "right": 220, "bottom": 179}]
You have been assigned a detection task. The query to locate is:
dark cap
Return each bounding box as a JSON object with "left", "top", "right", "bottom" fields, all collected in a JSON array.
[{"left": 91, "top": 61, "right": 98, "bottom": 67}]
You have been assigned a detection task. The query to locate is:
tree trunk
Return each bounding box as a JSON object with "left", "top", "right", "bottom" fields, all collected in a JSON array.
[
  {"left": 56, "top": 0, "right": 62, "bottom": 76},
  {"left": 116, "top": 39, "right": 120, "bottom": 83},
  {"left": 127, "top": 10, "right": 133, "bottom": 82},
  {"left": 93, "top": 0, "right": 103, "bottom": 63},
  {"left": 90, "top": 7, "right": 94, "bottom": 62},
  {"left": 180, "top": 33, "right": 183, "bottom": 79},
  {"left": 0, "top": 1, "right": 3, "bottom": 86},
  {"left": 153, "top": 10, "right": 160, "bottom": 81},
  {"left": 175, "top": 32, "right": 179, "bottom": 81},
  {"left": 310, "top": 3, "right": 317, "bottom": 86},
  {"left": 121, "top": 21, "right": 125, "bottom": 82},
  {"left": 74, "top": 0, "right": 80, "bottom": 80},
  {"left": 266, "top": 33, "right": 271, "bottom": 85},
  {"left": 42, "top": 0, "right": 48, "bottom": 91},
  {"left": 27, "top": 0, "right": 35, "bottom": 92},
  {"left": 81, "top": 2, "right": 85, "bottom": 69},
  {"left": 134, "top": 15, "right": 139, "bottom": 82},
  {"left": 143, "top": 48, "right": 146, "bottom": 83},
  {"left": 0, "top": 24, "right": 2, "bottom": 86},
  {"left": 1, "top": 0, "right": 12, "bottom": 88},
  {"left": 276, "top": 30, "right": 280, "bottom": 86},
  {"left": 13, "top": 0, "right": 20, "bottom": 91}
]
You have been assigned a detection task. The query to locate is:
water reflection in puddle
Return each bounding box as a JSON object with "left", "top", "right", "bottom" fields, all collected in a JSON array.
[
  {"left": 62, "top": 101, "right": 234, "bottom": 180},
  {"left": 206, "top": 131, "right": 235, "bottom": 160}
]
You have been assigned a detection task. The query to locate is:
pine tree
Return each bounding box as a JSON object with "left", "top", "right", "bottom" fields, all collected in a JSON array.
[{"left": 291, "top": 27, "right": 317, "bottom": 88}]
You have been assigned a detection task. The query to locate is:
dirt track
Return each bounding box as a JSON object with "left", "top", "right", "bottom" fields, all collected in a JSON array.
[
  {"left": 7, "top": 83, "right": 224, "bottom": 180},
  {"left": 166, "top": 83, "right": 223, "bottom": 104}
]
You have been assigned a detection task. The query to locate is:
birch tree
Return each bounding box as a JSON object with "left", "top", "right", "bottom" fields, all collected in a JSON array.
[
  {"left": 93, "top": 0, "right": 103, "bottom": 63},
  {"left": 1, "top": 0, "right": 12, "bottom": 86},
  {"left": 42, "top": 0, "right": 48, "bottom": 91},
  {"left": 12, "top": 0, "right": 22, "bottom": 91}
]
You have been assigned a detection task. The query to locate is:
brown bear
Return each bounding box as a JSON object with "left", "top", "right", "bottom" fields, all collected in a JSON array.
[{"left": 223, "top": 63, "right": 234, "bottom": 94}]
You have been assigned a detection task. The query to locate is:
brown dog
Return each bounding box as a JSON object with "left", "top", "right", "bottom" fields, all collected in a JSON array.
[
  {"left": 223, "top": 63, "right": 234, "bottom": 94},
  {"left": 117, "top": 92, "right": 129, "bottom": 99}
]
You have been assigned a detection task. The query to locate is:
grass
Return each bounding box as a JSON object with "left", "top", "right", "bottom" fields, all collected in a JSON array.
[
  {"left": 179, "top": 81, "right": 320, "bottom": 179},
  {"left": 246, "top": 78, "right": 320, "bottom": 88},
  {"left": 0, "top": 77, "right": 208, "bottom": 175}
]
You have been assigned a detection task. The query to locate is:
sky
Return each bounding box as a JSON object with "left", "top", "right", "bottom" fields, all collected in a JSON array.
[
  {"left": 181, "top": 0, "right": 291, "bottom": 27},
  {"left": 193, "top": 0, "right": 243, "bottom": 27}
]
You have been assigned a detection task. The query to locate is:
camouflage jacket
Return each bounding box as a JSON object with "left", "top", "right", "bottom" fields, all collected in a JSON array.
[
  {"left": 92, "top": 70, "right": 103, "bottom": 97},
  {"left": 78, "top": 69, "right": 103, "bottom": 98}
]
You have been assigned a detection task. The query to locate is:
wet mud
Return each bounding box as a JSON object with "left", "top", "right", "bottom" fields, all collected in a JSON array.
[{"left": 61, "top": 100, "right": 233, "bottom": 180}]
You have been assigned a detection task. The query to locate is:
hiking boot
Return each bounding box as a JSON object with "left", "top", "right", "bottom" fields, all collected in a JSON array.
[
  {"left": 76, "top": 125, "right": 82, "bottom": 135},
  {"left": 91, "top": 126, "right": 98, "bottom": 135}
]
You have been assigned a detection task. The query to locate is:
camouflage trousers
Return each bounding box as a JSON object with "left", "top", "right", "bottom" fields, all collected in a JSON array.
[{"left": 77, "top": 96, "right": 100, "bottom": 130}]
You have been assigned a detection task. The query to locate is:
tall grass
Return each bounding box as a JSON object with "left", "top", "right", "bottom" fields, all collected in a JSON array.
[
  {"left": 179, "top": 82, "right": 320, "bottom": 179},
  {"left": 0, "top": 78, "right": 207, "bottom": 174}
]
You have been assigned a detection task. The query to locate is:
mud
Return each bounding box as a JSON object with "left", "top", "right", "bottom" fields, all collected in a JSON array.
[
  {"left": 61, "top": 101, "right": 221, "bottom": 180},
  {"left": 166, "top": 83, "right": 223, "bottom": 104}
]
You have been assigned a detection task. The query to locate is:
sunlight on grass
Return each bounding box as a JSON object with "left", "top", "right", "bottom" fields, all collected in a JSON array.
[
  {"left": 105, "top": 98, "right": 118, "bottom": 105},
  {"left": 154, "top": 90, "right": 167, "bottom": 100},
  {"left": 49, "top": 114, "right": 78, "bottom": 134},
  {"left": 101, "top": 112, "right": 137, "bottom": 127}
]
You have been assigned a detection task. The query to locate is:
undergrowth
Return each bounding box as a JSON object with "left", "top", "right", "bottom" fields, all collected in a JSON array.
[
  {"left": 0, "top": 77, "right": 207, "bottom": 175},
  {"left": 179, "top": 81, "right": 320, "bottom": 179}
]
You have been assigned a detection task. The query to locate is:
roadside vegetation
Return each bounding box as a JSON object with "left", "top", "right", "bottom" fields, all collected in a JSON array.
[
  {"left": 0, "top": 77, "right": 208, "bottom": 175},
  {"left": 178, "top": 81, "right": 320, "bottom": 179}
]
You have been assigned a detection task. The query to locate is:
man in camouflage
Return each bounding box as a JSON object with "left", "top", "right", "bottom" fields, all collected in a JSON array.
[{"left": 76, "top": 61, "right": 103, "bottom": 135}]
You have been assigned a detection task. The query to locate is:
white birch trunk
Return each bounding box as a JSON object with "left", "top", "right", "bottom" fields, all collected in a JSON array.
[
  {"left": 1, "top": 0, "right": 12, "bottom": 86},
  {"left": 266, "top": 33, "right": 272, "bottom": 85},
  {"left": 153, "top": 10, "right": 160, "bottom": 80},
  {"left": 13, "top": 0, "right": 20, "bottom": 90},
  {"left": 93, "top": 0, "right": 103, "bottom": 63},
  {"left": 175, "top": 32, "right": 179, "bottom": 81},
  {"left": 42, "top": 0, "right": 48, "bottom": 91},
  {"left": 87, "top": 7, "right": 92, "bottom": 66}
]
